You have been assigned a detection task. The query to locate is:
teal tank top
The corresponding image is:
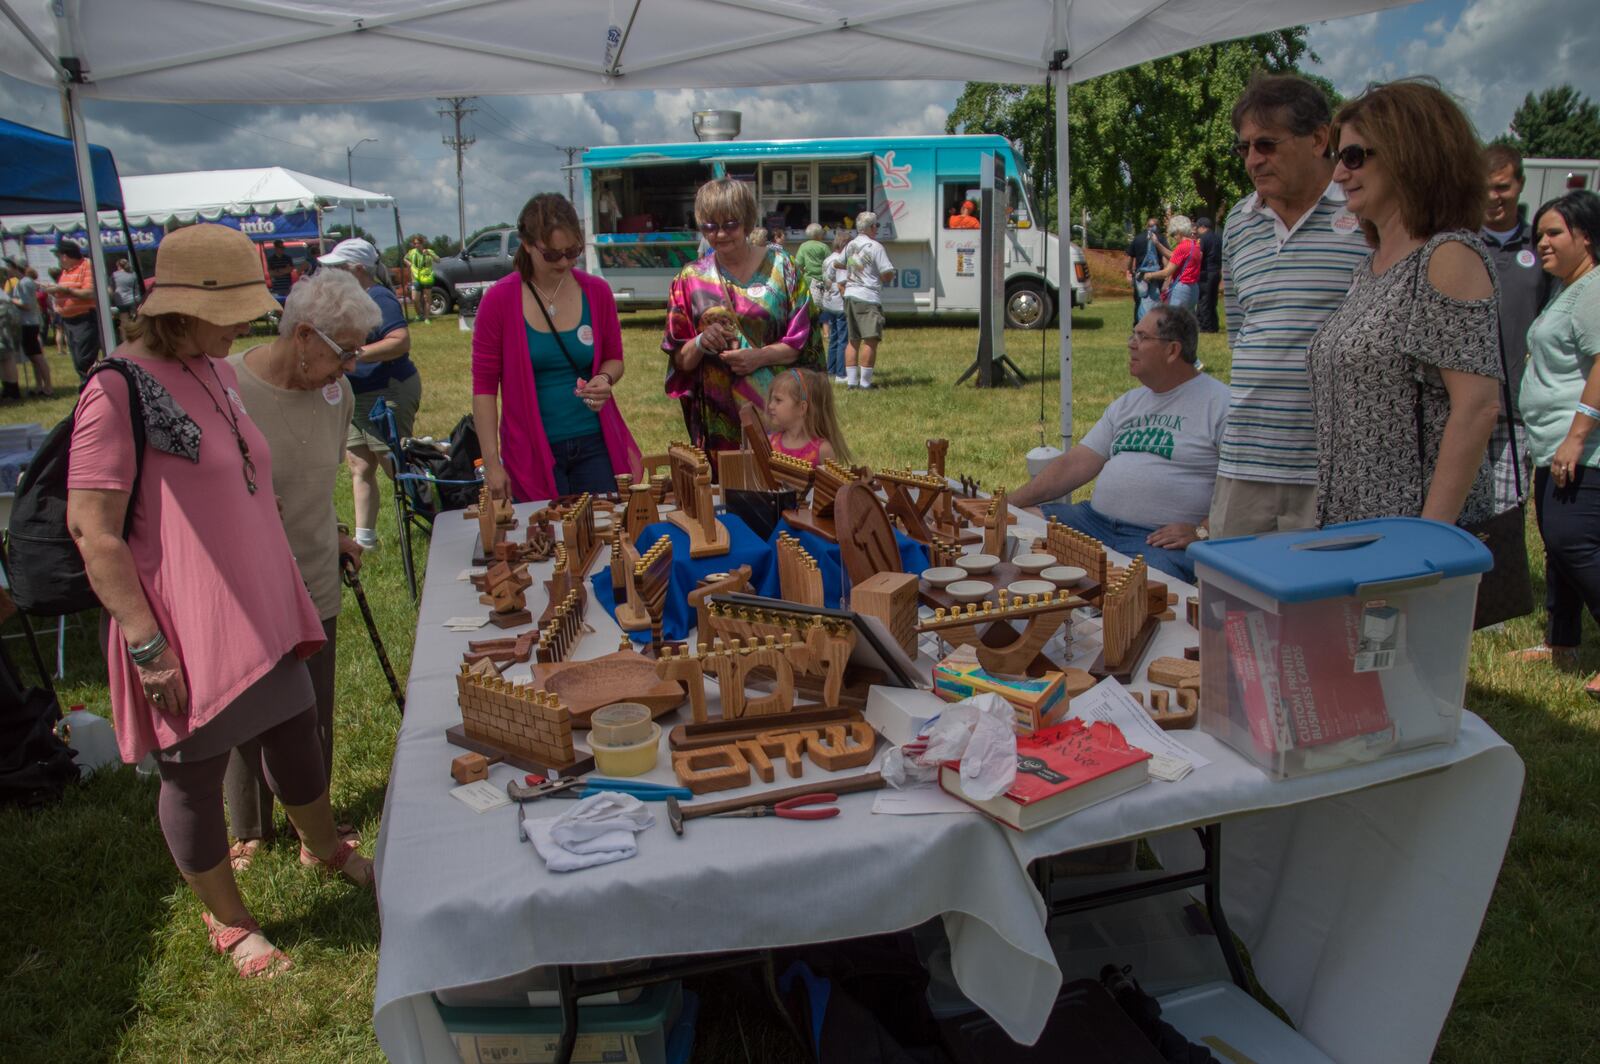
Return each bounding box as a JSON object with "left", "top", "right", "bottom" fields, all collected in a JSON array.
[{"left": 525, "top": 295, "right": 600, "bottom": 443}]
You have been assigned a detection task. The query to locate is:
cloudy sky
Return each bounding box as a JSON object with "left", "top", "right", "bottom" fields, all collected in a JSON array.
[{"left": 3, "top": 0, "right": 1594, "bottom": 243}]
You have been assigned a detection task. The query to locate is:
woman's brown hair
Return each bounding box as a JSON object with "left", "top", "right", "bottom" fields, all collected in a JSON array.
[
  {"left": 1334, "top": 79, "right": 1485, "bottom": 242},
  {"left": 122, "top": 313, "right": 192, "bottom": 358},
  {"left": 513, "top": 193, "right": 584, "bottom": 284}
]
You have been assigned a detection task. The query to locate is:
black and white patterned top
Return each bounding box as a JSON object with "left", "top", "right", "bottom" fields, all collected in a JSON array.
[{"left": 1307, "top": 230, "right": 1502, "bottom": 527}]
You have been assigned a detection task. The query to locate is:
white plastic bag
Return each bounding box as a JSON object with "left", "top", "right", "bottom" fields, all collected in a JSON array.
[{"left": 883, "top": 693, "right": 1017, "bottom": 800}]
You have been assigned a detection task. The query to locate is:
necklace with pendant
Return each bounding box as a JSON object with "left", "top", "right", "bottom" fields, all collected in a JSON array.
[{"left": 530, "top": 273, "right": 568, "bottom": 315}]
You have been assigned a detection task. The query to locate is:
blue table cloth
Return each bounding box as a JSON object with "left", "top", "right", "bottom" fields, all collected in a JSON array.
[
  {"left": 591, "top": 513, "right": 778, "bottom": 643},
  {"left": 772, "top": 519, "right": 929, "bottom": 609}
]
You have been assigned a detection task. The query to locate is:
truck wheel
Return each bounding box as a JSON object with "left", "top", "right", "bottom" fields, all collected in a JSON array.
[
  {"left": 1006, "top": 280, "right": 1054, "bottom": 330},
  {"left": 427, "top": 288, "right": 452, "bottom": 317}
]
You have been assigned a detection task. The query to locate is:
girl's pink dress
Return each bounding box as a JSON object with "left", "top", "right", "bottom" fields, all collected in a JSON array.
[{"left": 769, "top": 431, "right": 824, "bottom": 466}]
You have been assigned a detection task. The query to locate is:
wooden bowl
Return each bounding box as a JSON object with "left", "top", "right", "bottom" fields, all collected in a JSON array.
[
  {"left": 1012, "top": 553, "right": 1056, "bottom": 574},
  {"left": 957, "top": 554, "right": 1000, "bottom": 575},
  {"left": 922, "top": 566, "right": 966, "bottom": 588},
  {"left": 947, "top": 580, "right": 994, "bottom": 603}
]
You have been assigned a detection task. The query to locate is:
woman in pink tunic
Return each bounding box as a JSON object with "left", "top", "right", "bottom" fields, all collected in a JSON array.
[{"left": 66, "top": 225, "right": 371, "bottom": 980}]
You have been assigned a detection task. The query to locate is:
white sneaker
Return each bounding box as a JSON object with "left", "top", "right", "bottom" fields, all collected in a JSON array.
[
  {"left": 832, "top": 375, "right": 848, "bottom": 384},
  {"left": 858, "top": 381, "right": 874, "bottom": 390}
]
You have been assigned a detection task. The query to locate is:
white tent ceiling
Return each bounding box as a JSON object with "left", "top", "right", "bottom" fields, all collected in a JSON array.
[
  {"left": 0, "top": 0, "right": 1416, "bottom": 444},
  {"left": 0, "top": 167, "right": 395, "bottom": 232}
]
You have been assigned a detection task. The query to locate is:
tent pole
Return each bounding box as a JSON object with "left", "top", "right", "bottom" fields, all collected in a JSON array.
[
  {"left": 119, "top": 209, "right": 145, "bottom": 293},
  {"left": 60, "top": 79, "right": 116, "bottom": 350},
  {"left": 1054, "top": 60, "right": 1073, "bottom": 449}
]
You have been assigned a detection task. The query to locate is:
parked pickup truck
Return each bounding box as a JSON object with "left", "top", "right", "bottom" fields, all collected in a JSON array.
[{"left": 426, "top": 228, "right": 516, "bottom": 316}]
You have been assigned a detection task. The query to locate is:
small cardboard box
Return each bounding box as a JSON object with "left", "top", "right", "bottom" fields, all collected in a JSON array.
[{"left": 933, "top": 652, "right": 1068, "bottom": 734}]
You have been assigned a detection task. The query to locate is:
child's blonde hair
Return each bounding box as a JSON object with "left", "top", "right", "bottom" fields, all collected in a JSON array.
[{"left": 769, "top": 367, "right": 851, "bottom": 464}]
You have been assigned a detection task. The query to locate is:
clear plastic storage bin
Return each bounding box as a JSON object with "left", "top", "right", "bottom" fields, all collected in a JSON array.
[{"left": 1188, "top": 518, "right": 1490, "bottom": 779}]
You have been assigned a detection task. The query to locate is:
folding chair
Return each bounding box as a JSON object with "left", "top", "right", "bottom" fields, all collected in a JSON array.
[{"left": 368, "top": 396, "right": 478, "bottom": 601}]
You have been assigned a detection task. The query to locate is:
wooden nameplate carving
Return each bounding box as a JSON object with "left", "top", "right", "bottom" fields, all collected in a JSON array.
[
  {"left": 834, "top": 481, "right": 902, "bottom": 588},
  {"left": 665, "top": 442, "right": 731, "bottom": 557}
]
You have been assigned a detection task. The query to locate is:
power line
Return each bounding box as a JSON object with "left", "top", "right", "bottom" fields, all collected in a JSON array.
[
  {"left": 475, "top": 98, "right": 561, "bottom": 150},
  {"left": 438, "top": 96, "right": 477, "bottom": 251}
]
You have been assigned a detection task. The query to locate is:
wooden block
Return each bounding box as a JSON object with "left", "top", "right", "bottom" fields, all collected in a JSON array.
[
  {"left": 1149, "top": 689, "right": 1169, "bottom": 712},
  {"left": 487, "top": 608, "right": 533, "bottom": 629},
  {"left": 451, "top": 752, "right": 490, "bottom": 784},
  {"left": 850, "top": 571, "right": 920, "bottom": 659},
  {"left": 805, "top": 721, "right": 878, "bottom": 772},
  {"left": 734, "top": 739, "right": 777, "bottom": 783},
  {"left": 1146, "top": 580, "right": 1168, "bottom": 619},
  {"left": 1186, "top": 597, "right": 1200, "bottom": 629},
  {"left": 1167, "top": 591, "right": 1179, "bottom": 606},
  {"left": 672, "top": 745, "right": 753, "bottom": 793},
  {"left": 1130, "top": 691, "right": 1144, "bottom": 706},
  {"left": 1183, "top": 645, "right": 1200, "bottom": 661},
  {"left": 1061, "top": 668, "right": 1096, "bottom": 698},
  {"left": 1147, "top": 656, "right": 1201, "bottom": 688},
  {"left": 1158, "top": 610, "right": 1176, "bottom": 622}
]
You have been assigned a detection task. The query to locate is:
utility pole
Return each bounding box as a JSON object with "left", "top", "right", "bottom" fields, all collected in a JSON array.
[
  {"left": 438, "top": 96, "right": 477, "bottom": 251},
  {"left": 346, "top": 138, "right": 377, "bottom": 235},
  {"left": 560, "top": 146, "right": 584, "bottom": 205}
]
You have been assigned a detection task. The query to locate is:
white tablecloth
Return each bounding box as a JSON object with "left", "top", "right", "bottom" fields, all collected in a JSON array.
[{"left": 373, "top": 503, "right": 1523, "bottom": 1064}]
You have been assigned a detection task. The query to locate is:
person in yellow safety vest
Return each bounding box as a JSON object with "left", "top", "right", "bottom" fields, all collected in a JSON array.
[{"left": 404, "top": 235, "right": 439, "bottom": 324}]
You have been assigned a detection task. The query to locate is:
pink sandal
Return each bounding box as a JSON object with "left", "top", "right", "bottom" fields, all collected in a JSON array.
[
  {"left": 299, "top": 839, "right": 374, "bottom": 888},
  {"left": 202, "top": 911, "right": 291, "bottom": 979}
]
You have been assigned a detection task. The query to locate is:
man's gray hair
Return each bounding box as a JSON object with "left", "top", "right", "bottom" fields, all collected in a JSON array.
[
  {"left": 804, "top": 223, "right": 824, "bottom": 241},
  {"left": 279, "top": 267, "right": 381, "bottom": 340},
  {"left": 855, "top": 211, "right": 878, "bottom": 232},
  {"left": 1146, "top": 304, "right": 1199, "bottom": 364}
]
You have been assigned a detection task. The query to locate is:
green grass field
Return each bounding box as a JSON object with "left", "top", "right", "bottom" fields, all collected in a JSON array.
[{"left": 1, "top": 300, "right": 1597, "bottom": 1062}]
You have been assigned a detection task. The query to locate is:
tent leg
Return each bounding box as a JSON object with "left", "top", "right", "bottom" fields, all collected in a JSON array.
[
  {"left": 120, "top": 209, "right": 146, "bottom": 295},
  {"left": 1054, "top": 67, "right": 1074, "bottom": 450},
  {"left": 60, "top": 79, "right": 116, "bottom": 352}
]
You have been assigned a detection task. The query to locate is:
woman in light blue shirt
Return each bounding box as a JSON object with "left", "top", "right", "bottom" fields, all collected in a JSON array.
[{"left": 1514, "top": 190, "right": 1600, "bottom": 697}]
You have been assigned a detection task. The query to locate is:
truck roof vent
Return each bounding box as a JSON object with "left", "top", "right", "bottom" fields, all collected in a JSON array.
[{"left": 692, "top": 110, "right": 741, "bottom": 142}]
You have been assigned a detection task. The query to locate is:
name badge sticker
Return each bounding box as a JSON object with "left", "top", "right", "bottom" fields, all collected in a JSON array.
[
  {"left": 226, "top": 387, "right": 248, "bottom": 417},
  {"left": 1330, "top": 208, "right": 1360, "bottom": 234},
  {"left": 747, "top": 283, "right": 768, "bottom": 299},
  {"left": 1517, "top": 249, "right": 1537, "bottom": 269},
  {"left": 576, "top": 324, "right": 594, "bottom": 346},
  {"left": 322, "top": 382, "right": 344, "bottom": 405}
]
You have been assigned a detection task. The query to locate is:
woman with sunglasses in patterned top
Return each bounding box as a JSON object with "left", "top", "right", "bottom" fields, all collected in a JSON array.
[
  {"left": 1304, "top": 79, "right": 1503, "bottom": 529},
  {"left": 472, "top": 193, "right": 641, "bottom": 501},
  {"left": 661, "top": 177, "right": 819, "bottom": 454}
]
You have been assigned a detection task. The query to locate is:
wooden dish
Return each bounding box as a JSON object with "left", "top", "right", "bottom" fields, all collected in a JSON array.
[{"left": 531, "top": 651, "right": 686, "bottom": 728}]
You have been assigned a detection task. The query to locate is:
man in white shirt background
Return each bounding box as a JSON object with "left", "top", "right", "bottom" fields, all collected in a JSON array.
[
  {"left": 841, "top": 211, "right": 896, "bottom": 390},
  {"left": 1011, "top": 305, "right": 1228, "bottom": 583}
]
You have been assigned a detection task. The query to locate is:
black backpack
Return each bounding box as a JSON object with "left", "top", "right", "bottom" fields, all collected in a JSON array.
[
  {"left": 0, "top": 645, "right": 79, "bottom": 808},
  {"left": 6, "top": 359, "right": 145, "bottom": 616}
]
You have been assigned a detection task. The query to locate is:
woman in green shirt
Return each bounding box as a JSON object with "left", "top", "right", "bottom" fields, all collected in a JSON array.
[{"left": 1515, "top": 190, "right": 1600, "bottom": 697}]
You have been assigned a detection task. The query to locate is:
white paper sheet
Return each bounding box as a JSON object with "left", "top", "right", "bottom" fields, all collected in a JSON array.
[
  {"left": 1066, "top": 677, "right": 1211, "bottom": 770},
  {"left": 449, "top": 779, "right": 512, "bottom": 812},
  {"left": 872, "top": 784, "right": 981, "bottom": 816}
]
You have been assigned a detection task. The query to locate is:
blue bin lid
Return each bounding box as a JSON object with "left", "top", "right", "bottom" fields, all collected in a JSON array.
[{"left": 1187, "top": 517, "right": 1492, "bottom": 603}]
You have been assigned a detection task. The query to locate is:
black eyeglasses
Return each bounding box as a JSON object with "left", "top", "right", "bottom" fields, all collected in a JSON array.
[
  {"left": 1232, "top": 137, "right": 1286, "bottom": 159},
  {"left": 1335, "top": 145, "right": 1378, "bottom": 171},
  {"left": 699, "top": 220, "right": 744, "bottom": 236},
  {"left": 533, "top": 243, "right": 583, "bottom": 263}
]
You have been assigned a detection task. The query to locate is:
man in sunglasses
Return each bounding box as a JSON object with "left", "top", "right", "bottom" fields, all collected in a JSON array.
[{"left": 1210, "top": 73, "right": 1368, "bottom": 539}]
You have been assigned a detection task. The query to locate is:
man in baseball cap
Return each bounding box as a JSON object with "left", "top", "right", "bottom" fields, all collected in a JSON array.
[{"left": 318, "top": 238, "right": 380, "bottom": 271}]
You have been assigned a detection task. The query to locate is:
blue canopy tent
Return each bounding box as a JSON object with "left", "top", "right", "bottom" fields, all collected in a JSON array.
[
  {"left": 0, "top": 115, "right": 123, "bottom": 215},
  {"left": 0, "top": 116, "right": 132, "bottom": 338}
]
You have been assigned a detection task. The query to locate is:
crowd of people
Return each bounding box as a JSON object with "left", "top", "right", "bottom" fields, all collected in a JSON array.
[
  {"left": 27, "top": 68, "right": 1600, "bottom": 979},
  {"left": 1022, "top": 71, "right": 1600, "bottom": 697}
]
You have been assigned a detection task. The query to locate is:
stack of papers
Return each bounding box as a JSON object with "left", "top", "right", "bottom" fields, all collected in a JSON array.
[
  {"left": 1066, "top": 678, "right": 1209, "bottom": 783},
  {"left": 443, "top": 616, "right": 490, "bottom": 632}
]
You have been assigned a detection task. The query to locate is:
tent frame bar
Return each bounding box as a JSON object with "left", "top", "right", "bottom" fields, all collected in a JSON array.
[{"left": 0, "top": 0, "right": 54, "bottom": 68}]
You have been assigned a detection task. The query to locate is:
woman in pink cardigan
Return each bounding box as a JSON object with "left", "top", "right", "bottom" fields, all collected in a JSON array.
[{"left": 472, "top": 193, "right": 641, "bottom": 501}]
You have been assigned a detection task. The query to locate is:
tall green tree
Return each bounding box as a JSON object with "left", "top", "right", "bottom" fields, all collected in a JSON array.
[
  {"left": 1499, "top": 86, "right": 1600, "bottom": 158},
  {"left": 946, "top": 29, "right": 1337, "bottom": 236}
]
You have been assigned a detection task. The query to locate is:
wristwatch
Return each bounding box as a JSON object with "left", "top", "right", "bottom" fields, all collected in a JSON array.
[{"left": 1194, "top": 525, "right": 1210, "bottom": 541}]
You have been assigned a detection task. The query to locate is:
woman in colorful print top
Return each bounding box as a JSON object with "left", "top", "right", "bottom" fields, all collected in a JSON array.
[{"left": 661, "top": 177, "right": 817, "bottom": 453}]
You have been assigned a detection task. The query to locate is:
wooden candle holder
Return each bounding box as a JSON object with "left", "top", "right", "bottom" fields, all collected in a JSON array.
[{"left": 665, "top": 443, "right": 731, "bottom": 557}]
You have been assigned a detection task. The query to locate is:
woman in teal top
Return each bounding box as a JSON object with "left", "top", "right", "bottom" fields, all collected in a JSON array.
[{"left": 1515, "top": 190, "right": 1600, "bottom": 697}]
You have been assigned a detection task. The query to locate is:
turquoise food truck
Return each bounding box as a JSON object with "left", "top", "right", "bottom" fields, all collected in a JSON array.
[{"left": 580, "top": 133, "right": 1090, "bottom": 329}]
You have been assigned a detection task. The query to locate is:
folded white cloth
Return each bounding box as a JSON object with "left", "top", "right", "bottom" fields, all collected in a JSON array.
[{"left": 526, "top": 792, "right": 655, "bottom": 873}]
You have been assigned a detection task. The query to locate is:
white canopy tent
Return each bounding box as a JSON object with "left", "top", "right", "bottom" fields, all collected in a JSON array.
[
  {"left": 0, "top": 0, "right": 1412, "bottom": 443},
  {"left": 0, "top": 166, "right": 396, "bottom": 233}
]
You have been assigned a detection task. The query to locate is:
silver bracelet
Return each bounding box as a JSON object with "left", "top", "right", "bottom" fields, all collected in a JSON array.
[
  {"left": 1578, "top": 402, "right": 1600, "bottom": 422},
  {"left": 128, "top": 630, "right": 168, "bottom": 667}
]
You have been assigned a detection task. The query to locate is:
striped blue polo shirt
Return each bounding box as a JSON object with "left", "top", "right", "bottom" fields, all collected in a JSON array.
[{"left": 1219, "top": 182, "right": 1370, "bottom": 484}]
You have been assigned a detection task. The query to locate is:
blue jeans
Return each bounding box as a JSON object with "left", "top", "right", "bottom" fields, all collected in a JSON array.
[
  {"left": 1039, "top": 500, "right": 1196, "bottom": 584},
  {"left": 820, "top": 308, "right": 847, "bottom": 377},
  {"left": 1168, "top": 281, "right": 1198, "bottom": 310},
  {"left": 549, "top": 432, "right": 615, "bottom": 498}
]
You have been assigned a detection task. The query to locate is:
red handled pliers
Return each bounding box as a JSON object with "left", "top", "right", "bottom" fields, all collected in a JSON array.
[{"left": 707, "top": 792, "right": 840, "bottom": 820}]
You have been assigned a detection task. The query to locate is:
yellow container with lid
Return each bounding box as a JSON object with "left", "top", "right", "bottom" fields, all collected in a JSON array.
[{"left": 588, "top": 703, "right": 661, "bottom": 777}]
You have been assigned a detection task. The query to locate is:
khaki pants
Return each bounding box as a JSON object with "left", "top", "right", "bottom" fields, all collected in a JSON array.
[{"left": 1208, "top": 476, "right": 1318, "bottom": 539}]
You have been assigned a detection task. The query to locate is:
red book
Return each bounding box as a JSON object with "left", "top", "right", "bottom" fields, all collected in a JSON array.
[{"left": 939, "top": 719, "right": 1151, "bottom": 831}]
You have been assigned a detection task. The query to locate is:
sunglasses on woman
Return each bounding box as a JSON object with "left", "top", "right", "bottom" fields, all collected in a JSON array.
[
  {"left": 533, "top": 243, "right": 583, "bottom": 263},
  {"left": 1335, "top": 145, "right": 1378, "bottom": 171},
  {"left": 699, "top": 220, "right": 744, "bottom": 236}
]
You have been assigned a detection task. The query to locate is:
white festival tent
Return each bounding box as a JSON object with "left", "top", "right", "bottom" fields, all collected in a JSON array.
[
  {"left": 0, "top": 0, "right": 1413, "bottom": 444},
  {"left": 1, "top": 166, "right": 397, "bottom": 235}
]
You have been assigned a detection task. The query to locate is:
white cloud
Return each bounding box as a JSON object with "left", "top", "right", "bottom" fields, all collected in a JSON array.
[{"left": 1310, "top": 0, "right": 1600, "bottom": 140}]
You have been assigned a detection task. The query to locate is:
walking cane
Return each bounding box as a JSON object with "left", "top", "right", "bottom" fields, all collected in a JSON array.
[{"left": 341, "top": 553, "right": 405, "bottom": 715}]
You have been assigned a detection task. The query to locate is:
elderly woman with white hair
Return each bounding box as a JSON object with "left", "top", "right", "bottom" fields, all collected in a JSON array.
[
  {"left": 1143, "top": 215, "right": 1202, "bottom": 310},
  {"left": 221, "top": 267, "right": 378, "bottom": 871}
]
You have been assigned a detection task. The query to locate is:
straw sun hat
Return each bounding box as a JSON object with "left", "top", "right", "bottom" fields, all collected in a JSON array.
[{"left": 138, "top": 223, "right": 280, "bottom": 324}]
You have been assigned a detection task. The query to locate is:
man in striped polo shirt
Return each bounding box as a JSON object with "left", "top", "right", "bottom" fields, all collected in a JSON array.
[{"left": 1210, "top": 74, "right": 1371, "bottom": 538}]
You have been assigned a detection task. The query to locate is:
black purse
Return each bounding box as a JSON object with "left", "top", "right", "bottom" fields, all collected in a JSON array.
[{"left": 1413, "top": 354, "right": 1533, "bottom": 631}]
